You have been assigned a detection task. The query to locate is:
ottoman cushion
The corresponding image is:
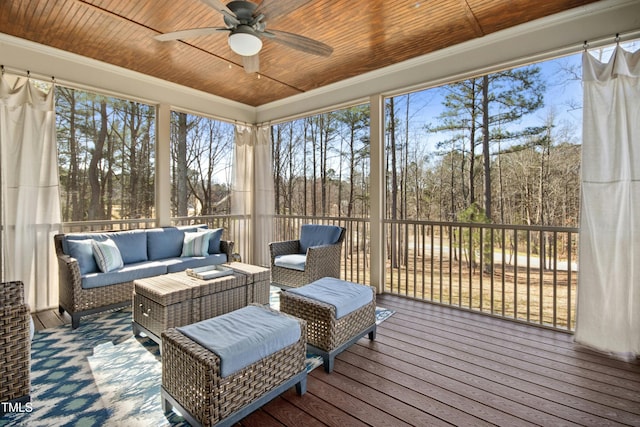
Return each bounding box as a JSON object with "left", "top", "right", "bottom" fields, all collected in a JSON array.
[
  {"left": 177, "top": 305, "right": 301, "bottom": 377},
  {"left": 287, "top": 277, "right": 373, "bottom": 318}
]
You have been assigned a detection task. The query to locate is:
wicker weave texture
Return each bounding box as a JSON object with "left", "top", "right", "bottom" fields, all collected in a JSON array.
[
  {"left": 54, "top": 234, "right": 135, "bottom": 327},
  {"left": 134, "top": 279, "right": 248, "bottom": 338},
  {"left": 269, "top": 228, "right": 345, "bottom": 288},
  {"left": 133, "top": 267, "right": 273, "bottom": 339},
  {"left": 161, "top": 306, "right": 306, "bottom": 427},
  {"left": 133, "top": 290, "right": 193, "bottom": 335},
  {"left": 0, "top": 281, "right": 30, "bottom": 402},
  {"left": 280, "top": 286, "right": 376, "bottom": 351},
  {"left": 249, "top": 280, "right": 270, "bottom": 305}
]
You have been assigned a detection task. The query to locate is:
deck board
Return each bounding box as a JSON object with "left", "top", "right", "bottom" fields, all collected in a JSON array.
[{"left": 31, "top": 293, "right": 640, "bottom": 426}]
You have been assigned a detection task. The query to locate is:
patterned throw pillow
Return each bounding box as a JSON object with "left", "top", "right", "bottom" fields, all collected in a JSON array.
[
  {"left": 91, "top": 239, "right": 124, "bottom": 272},
  {"left": 181, "top": 231, "right": 210, "bottom": 257}
]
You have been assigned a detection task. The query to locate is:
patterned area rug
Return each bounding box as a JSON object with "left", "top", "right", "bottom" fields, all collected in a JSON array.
[{"left": 1, "top": 290, "right": 394, "bottom": 427}]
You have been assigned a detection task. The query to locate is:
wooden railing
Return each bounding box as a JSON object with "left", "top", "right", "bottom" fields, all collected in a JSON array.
[
  {"left": 62, "top": 215, "right": 578, "bottom": 331},
  {"left": 272, "top": 215, "right": 578, "bottom": 331}
]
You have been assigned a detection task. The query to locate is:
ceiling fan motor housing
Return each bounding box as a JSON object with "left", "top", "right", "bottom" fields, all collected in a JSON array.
[{"left": 224, "top": 1, "right": 260, "bottom": 27}]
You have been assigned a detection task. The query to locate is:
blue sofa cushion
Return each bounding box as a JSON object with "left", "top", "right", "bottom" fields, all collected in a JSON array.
[
  {"left": 162, "top": 254, "right": 228, "bottom": 273},
  {"left": 299, "top": 224, "right": 343, "bottom": 254},
  {"left": 147, "top": 225, "right": 208, "bottom": 260},
  {"left": 109, "top": 229, "right": 148, "bottom": 264},
  {"left": 287, "top": 277, "right": 373, "bottom": 319},
  {"left": 147, "top": 227, "right": 185, "bottom": 260},
  {"left": 91, "top": 239, "right": 124, "bottom": 273},
  {"left": 177, "top": 305, "right": 301, "bottom": 377},
  {"left": 274, "top": 254, "right": 306, "bottom": 271},
  {"left": 81, "top": 261, "right": 168, "bottom": 289},
  {"left": 181, "top": 231, "right": 210, "bottom": 257}
]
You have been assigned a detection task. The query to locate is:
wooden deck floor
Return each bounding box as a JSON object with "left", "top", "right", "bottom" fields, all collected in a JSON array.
[{"left": 33, "top": 294, "right": 640, "bottom": 426}]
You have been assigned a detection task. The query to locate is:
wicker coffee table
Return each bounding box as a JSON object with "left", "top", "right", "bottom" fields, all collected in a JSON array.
[{"left": 132, "top": 263, "right": 269, "bottom": 345}]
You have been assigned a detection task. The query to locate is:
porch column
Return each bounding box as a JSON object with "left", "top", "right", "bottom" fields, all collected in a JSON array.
[
  {"left": 369, "top": 94, "right": 385, "bottom": 294},
  {"left": 155, "top": 103, "right": 171, "bottom": 226}
]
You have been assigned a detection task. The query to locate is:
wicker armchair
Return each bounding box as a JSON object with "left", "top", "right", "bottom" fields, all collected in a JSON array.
[
  {"left": 269, "top": 225, "right": 346, "bottom": 288},
  {"left": 0, "top": 281, "right": 31, "bottom": 406}
]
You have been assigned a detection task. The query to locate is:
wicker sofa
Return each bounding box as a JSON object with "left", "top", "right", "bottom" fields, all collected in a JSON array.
[
  {"left": 0, "top": 281, "right": 31, "bottom": 408},
  {"left": 54, "top": 225, "right": 233, "bottom": 329}
]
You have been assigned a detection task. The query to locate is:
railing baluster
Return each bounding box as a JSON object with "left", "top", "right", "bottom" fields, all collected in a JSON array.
[
  {"left": 526, "top": 229, "right": 531, "bottom": 323},
  {"left": 539, "top": 229, "right": 544, "bottom": 326},
  {"left": 514, "top": 229, "right": 518, "bottom": 321},
  {"left": 479, "top": 226, "right": 483, "bottom": 311},
  {"left": 501, "top": 228, "right": 506, "bottom": 317},
  {"left": 553, "top": 230, "right": 558, "bottom": 329},
  {"left": 567, "top": 231, "right": 573, "bottom": 331}
]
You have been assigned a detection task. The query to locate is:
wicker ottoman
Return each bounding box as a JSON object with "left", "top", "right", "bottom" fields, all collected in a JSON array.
[
  {"left": 279, "top": 277, "right": 376, "bottom": 373},
  {"left": 161, "top": 305, "right": 307, "bottom": 427}
]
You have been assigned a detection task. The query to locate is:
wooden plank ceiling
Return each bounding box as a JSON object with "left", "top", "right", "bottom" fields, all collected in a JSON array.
[{"left": 1, "top": 0, "right": 598, "bottom": 107}]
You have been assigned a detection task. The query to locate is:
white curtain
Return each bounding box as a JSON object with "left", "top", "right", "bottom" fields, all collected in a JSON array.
[
  {"left": 575, "top": 46, "right": 640, "bottom": 355},
  {"left": 0, "top": 75, "right": 62, "bottom": 311},
  {"left": 231, "top": 124, "right": 275, "bottom": 266}
]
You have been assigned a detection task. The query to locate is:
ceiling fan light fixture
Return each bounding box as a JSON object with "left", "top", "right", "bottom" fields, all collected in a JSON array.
[{"left": 228, "top": 25, "right": 262, "bottom": 56}]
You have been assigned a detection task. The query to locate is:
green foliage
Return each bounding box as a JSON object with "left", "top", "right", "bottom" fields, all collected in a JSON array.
[
  {"left": 457, "top": 202, "right": 490, "bottom": 224},
  {"left": 456, "top": 202, "right": 492, "bottom": 270}
]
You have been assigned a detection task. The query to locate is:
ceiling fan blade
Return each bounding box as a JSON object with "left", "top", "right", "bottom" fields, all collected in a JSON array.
[
  {"left": 200, "top": 0, "right": 240, "bottom": 25},
  {"left": 255, "top": 0, "right": 312, "bottom": 21},
  {"left": 264, "top": 29, "right": 333, "bottom": 57},
  {"left": 242, "top": 55, "right": 260, "bottom": 73},
  {"left": 155, "top": 27, "right": 228, "bottom": 42}
]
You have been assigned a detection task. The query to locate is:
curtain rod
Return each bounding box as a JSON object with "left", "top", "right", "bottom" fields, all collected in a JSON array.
[
  {"left": 583, "top": 30, "right": 640, "bottom": 51},
  {"left": 1, "top": 65, "right": 55, "bottom": 83}
]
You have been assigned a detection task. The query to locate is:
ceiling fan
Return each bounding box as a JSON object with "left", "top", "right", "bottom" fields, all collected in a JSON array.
[{"left": 155, "top": 0, "right": 333, "bottom": 73}]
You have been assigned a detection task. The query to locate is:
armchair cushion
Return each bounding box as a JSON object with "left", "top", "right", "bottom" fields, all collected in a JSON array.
[
  {"left": 299, "top": 224, "right": 343, "bottom": 254},
  {"left": 274, "top": 254, "right": 307, "bottom": 271}
]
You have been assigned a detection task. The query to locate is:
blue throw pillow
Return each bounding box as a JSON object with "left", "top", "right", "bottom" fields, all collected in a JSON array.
[
  {"left": 91, "top": 239, "right": 124, "bottom": 272},
  {"left": 198, "top": 227, "right": 223, "bottom": 254},
  {"left": 181, "top": 231, "right": 210, "bottom": 257},
  {"left": 66, "top": 239, "right": 99, "bottom": 275}
]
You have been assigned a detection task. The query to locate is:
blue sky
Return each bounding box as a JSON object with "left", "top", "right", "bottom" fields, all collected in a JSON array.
[{"left": 390, "top": 50, "right": 585, "bottom": 158}]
